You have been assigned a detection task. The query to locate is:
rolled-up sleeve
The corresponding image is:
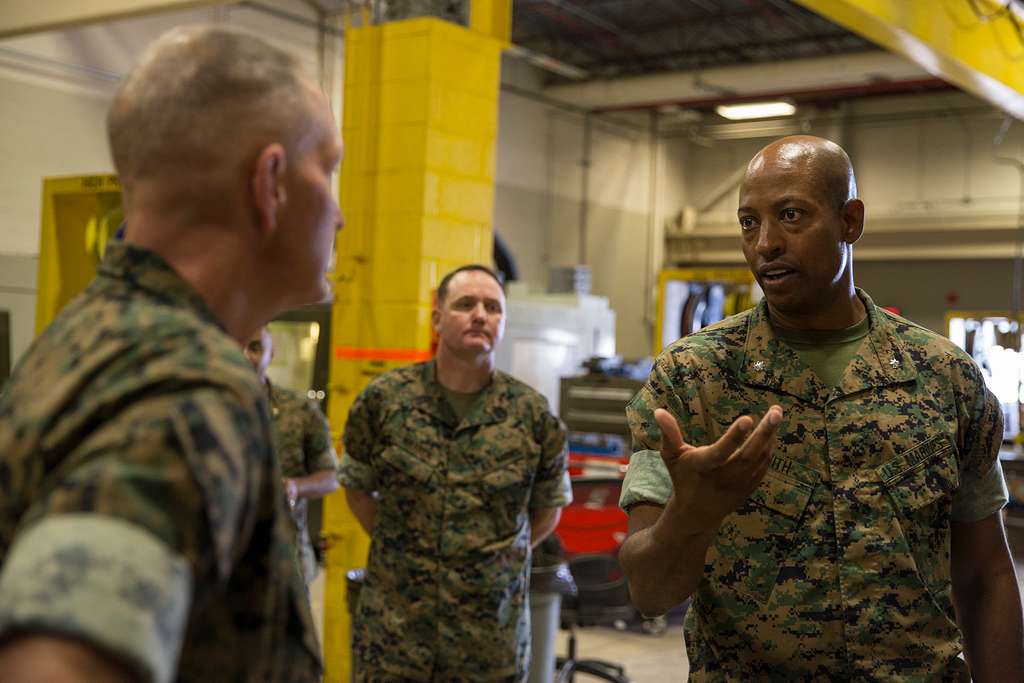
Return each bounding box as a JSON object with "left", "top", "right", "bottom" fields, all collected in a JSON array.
[
  {"left": 619, "top": 449, "right": 672, "bottom": 511},
  {"left": 0, "top": 515, "right": 192, "bottom": 683}
]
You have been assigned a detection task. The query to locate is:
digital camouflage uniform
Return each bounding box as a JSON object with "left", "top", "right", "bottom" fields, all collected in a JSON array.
[
  {"left": 620, "top": 290, "right": 1005, "bottom": 682},
  {"left": 0, "top": 242, "right": 321, "bottom": 683},
  {"left": 339, "top": 360, "right": 572, "bottom": 682},
  {"left": 268, "top": 380, "right": 339, "bottom": 583}
]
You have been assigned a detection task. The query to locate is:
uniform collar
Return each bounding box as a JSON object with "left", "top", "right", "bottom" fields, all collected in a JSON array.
[
  {"left": 97, "top": 241, "right": 225, "bottom": 331},
  {"left": 414, "top": 360, "right": 512, "bottom": 430},
  {"left": 738, "top": 288, "right": 917, "bottom": 406}
]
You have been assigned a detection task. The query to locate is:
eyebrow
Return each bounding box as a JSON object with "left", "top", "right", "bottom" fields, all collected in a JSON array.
[
  {"left": 737, "top": 195, "right": 811, "bottom": 214},
  {"left": 453, "top": 295, "right": 503, "bottom": 305}
]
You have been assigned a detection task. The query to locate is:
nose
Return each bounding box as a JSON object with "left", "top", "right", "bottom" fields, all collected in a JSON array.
[
  {"left": 471, "top": 302, "right": 487, "bottom": 321},
  {"left": 755, "top": 220, "right": 784, "bottom": 259}
]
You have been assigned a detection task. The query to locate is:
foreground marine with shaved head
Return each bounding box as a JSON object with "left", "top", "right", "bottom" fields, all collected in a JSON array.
[
  {"left": 0, "top": 25, "right": 342, "bottom": 682},
  {"left": 618, "top": 135, "right": 1024, "bottom": 680}
]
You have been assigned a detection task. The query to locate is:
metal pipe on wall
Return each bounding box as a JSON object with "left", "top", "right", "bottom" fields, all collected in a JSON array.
[
  {"left": 579, "top": 112, "right": 592, "bottom": 265},
  {"left": 645, "top": 109, "right": 660, "bottom": 340}
]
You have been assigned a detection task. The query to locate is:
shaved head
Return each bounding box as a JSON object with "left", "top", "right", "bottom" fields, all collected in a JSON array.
[
  {"left": 746, "top": 135, "right": 857, "bottom": 214},
  {"left": 107, "top": 25, "right": 318, "bottom": 215}
]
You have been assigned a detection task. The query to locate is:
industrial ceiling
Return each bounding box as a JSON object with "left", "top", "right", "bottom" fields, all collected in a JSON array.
[{"left": 512, "top": 0, "right": 878, "bottom": 82}]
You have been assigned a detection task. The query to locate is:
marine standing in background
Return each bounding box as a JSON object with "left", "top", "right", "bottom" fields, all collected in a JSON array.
[
  {"left": 618, "top": 135, "right": 1024, "bottom": 681},
  {"left": 340, "top": 264, "right": 573, "bottom": 682},
  {"left": 245, "top": 326, "right": 340, "bottom": 584},
  {"left": 0, "top": 24, "right": 343, "bottom": 683}
]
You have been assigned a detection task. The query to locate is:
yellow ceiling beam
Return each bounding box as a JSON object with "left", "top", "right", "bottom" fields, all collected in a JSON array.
[
  {"left": 794, "top": 0, "right": 1024, "bottom": 119},
  {"left": 0, "top": 0, "right": 236, "bottom": 39}
]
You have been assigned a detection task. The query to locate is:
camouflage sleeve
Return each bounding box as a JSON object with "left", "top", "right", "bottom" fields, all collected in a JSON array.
[
  {"left": 947, "top": 354, "right": 1007, "bottom": 521},
  {"left": 528, "top": 406, "right": 572, "bottom": 509},
  {"left": 0, "top": 515, "right": 192, "bottom": 683},
  {"left": 0, "top": 385, "right": 267, "bottom": 682},
  {"left": 302, "top": 399, "right": 339, "bottom": 474},
  {"left": 951, "top": 353, "right": 1005, "bottom": 477},
  {"left": 339, "top": 384, "right": 382, "bottom": 493},
  {"left": 621, "top": 352, "right": 689, "bottom": 511}
]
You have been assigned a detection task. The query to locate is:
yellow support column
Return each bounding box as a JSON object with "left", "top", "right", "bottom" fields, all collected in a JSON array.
[
  {"left": 322, "top": 8, "right": 507, "bottom": 681},
  {"left": 794, "top": 0, "right": 1024, "bottom": 119}
]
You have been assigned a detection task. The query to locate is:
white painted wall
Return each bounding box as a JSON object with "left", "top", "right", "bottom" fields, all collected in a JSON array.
[{"left": 494, "top": 64, "right": 675, "bottom": 358}]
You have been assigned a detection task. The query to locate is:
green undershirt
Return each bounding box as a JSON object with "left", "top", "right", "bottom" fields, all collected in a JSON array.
[
  {"left": 442, "top": 386, "right": 483, "bottom": 422},
  {"left": 772, "top": 314, "right": 871, "bottom": 387}
]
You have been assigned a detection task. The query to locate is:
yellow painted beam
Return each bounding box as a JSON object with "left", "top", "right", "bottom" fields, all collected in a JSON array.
[
  {"left": 470, "top": 0, "right": 512, "bottom": 44},
  {"left": 0, "top": 0, "right": 234, "bottom": 39},
  {"left": 794, "top": 0, "right": 1024, "bottom": 119}
]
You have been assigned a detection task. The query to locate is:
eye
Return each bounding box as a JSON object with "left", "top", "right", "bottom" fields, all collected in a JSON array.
[
  {"left": 485, "top": 302, "right": 502, "bottom": 314},
  {"left": 739, "top": 216, "right": 759, "bottom": 231},
  {"left": 780, "top": 208, "right": 802, "bottom": 222}
]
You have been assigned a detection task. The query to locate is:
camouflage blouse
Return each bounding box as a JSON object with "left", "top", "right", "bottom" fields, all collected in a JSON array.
[
  {"left": 622, "top": 290, "right": 1004, "bottom": 681},
  {"left": 0, "top": 243, "right": 320, "bottom": 682},
  {"left": 340, "top": 360, "right": 571, "bottom": 681}
]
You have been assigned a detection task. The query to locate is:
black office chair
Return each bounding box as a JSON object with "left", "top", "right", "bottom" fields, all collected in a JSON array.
[{"left": 555, "top": 553, "right": 633, "bottom": 683}]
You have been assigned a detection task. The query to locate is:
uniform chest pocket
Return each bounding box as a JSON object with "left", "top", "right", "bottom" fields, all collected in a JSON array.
[
  {"left": 482, "top": 455, "right": 531, "bottom": 493},
  {"left": 379, "top": 445, "right": 436, "bottom": 487},
  {"left": 877, "top": 435, "right": 959, "bottom": 593},
  {"left": 468, "top": 454, "right": 534, "bottom": 544},
  {"left": 710, "top": 457, "right": 818, "bottom": 605}
]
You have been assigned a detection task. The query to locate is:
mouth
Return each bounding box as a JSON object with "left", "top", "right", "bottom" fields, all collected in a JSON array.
[{"left": 758, "top": 265, "right": 797, "bottom": 286}]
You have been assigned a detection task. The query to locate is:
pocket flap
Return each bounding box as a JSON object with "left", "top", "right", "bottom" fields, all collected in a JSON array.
[
  {"left": 878, "top": 435, "right": 959, "bottom": 512},
  {"left": 379, "top": 445, "right": 436, "bottom": 484},
  {"left": 750, "top": 455, "right": 818, "bottom": 521},
  {"left": 482, "top": 456, "right": 529, "bottom": 492}
]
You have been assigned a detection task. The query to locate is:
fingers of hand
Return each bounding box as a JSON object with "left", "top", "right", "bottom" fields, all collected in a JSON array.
[
  {"left": 654, "top": 408, "right": 686, "bottom": 457},
  {"left": 683, "top": 415, "right": 754, "bottom": 472},
  {"left": 712, "top": 414, "right": 755, "bottom": 457},
  {"left": 731, "top": 405, "right": 783, "bottom": 466}
]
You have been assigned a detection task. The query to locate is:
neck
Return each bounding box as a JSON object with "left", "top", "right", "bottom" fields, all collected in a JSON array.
[
  {"left": 126, "top": 213, "right": 277, "bottom": 345},
  {"left": 435, "top": 346, "right": 494, "bottom": 393},
  {"left": 769, "top": 278, "right": 865, "bottom": 331}
]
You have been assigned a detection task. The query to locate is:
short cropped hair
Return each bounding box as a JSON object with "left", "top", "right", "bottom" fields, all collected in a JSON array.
[
  {"left": 436, "top": 265, "right": 504, "bottom": 306},
  {"left": 107, "top": 25, "right": 309, "bottom": 186}
]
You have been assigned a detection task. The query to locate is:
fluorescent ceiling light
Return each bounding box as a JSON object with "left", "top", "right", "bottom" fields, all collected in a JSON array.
[{"left": 715, "top": 101, "right": 796, "bottom": 120}]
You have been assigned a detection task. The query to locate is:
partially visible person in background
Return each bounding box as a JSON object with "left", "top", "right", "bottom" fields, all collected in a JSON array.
[{"left": 245, "top": 325, "right": 339, "bottom": 584}]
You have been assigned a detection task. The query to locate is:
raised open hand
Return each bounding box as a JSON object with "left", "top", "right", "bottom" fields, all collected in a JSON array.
[{"left": 655, "top": 405, "right": 783, "bottom": 533}]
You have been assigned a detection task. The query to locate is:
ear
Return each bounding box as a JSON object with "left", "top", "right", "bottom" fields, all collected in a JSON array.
[
  {"left": 252, "top": 143, "right": 288, "bottom": 236},
  {"left": 840, "top": 198, "right": 865, "bottom": 245},
  {"left": 431, "top": 307, "right": 441, "bottom": 331}
]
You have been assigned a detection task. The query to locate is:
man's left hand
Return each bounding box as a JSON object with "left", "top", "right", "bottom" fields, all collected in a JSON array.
[{"left": 283, "top": 478, "right": 299, "bottom": 508}]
